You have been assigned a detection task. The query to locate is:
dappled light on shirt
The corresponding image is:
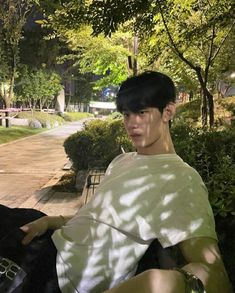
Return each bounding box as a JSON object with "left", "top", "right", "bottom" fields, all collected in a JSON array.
[
  {"left": 160, "top": 211, "right": 172, "bottom": 221},
  {"left": 162, "top": 192, "right": 178, "bottom": 206},
  {"left": 189, "top": 219, "right": 204, "bottom": 233},
  {"left": 52, "top": 152, "right": 216, "bottom": 293}
]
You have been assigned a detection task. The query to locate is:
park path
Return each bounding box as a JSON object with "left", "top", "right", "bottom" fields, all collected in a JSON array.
[{"left": 0, "top": 119, "right": 90, "bottom": 216}]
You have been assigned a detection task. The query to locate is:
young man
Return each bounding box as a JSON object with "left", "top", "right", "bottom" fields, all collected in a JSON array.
[{"left": 4, "top": 71, "right": 232, "bottom": 292}]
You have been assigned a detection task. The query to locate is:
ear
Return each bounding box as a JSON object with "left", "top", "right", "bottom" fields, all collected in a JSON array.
[{"left": 162, "top": 102, "right": 176, "bottom": 122}]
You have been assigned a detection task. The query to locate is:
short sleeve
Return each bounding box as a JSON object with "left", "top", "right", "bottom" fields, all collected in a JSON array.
[{"left": 155, "top": 169, "right": 217, "bottom": 248}]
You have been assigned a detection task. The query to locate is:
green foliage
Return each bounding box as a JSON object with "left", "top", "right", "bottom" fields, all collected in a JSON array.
[
  {"left": 174, "top": 97, "right": 235, "bottom": 128},
  {"left": 54, "top": 25, "right": 131, "bottom": 90},
  {"left": 15, "top": 67, "right": 62, "bottom": 108},
  {"left": 214, "top": 96, "right": 235, "bottom": 128},
  {"left": 46, "top": 0, "right": 233, "bottom": 127},
  {"left": 62, "top": 112, "right": 93, "bottom": 122},
  {"left": 171, "top": 124, "right": 235, "bottom": 217},
  {"left": 108, "top": 112, "right": 123, "bottom": 120},
  {"left": 69, "top": 73, "right": 98, "bottom": 104},
  {"left": 63, "top": 119, "right": 133, "bottom": 170},
  {"left": 0, "top": 0, "right": 34, "bottom": 107},
  {"left": 175, "top": 99, "right": 201, "bottom": 125},
  {"left": 20, "top": 25, "right": 63, "bottom": 69}
]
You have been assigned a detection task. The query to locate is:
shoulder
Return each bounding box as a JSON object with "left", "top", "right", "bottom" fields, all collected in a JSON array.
[{"left": 105, "top": 152, "right": 135, "bottom": 174}]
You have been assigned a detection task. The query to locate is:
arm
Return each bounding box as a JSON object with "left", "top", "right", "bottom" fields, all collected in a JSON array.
[
  {"left": 20, "top": 215, "right": 73, "bottom": 245},
  {"left": 179, "top": 237, "right": 232, "bottom": 293},
  {"left": 104, "top": 237, "right": 232, "bottom": 293}
]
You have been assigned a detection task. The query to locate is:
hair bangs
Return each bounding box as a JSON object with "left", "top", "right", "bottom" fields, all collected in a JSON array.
[{"left": 116, "top": 81, "right": 158, "bottom": 113}]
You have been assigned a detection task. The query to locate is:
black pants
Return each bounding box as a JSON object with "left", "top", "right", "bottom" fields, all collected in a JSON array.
[{"left": 0, "top": 204, "right": 61, "bottom": 293}]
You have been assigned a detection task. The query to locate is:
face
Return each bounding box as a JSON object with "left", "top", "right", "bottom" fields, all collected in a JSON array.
[{"left": 123, "top": 107, "right": 170, "bottom": 155}]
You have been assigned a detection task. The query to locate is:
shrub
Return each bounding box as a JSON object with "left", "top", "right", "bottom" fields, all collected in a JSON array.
[
  {"left": 109, "top": 112, "right": 123, "bottom": 120},
  {"left": 175, "top": 99, "right": 201, "bottom": 125},
  {"left": 172, "top": 123, "right": 235, "bottom": 218},
  {"left": 63, "top": 119, "right": 133, "bottom": 170}
]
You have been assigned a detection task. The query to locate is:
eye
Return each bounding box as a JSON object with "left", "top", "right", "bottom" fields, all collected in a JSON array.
[
  {"left": 123, "top": 111, "right": 130, "bottom": 117},
  {"left": 139, "top": 109, "right": 147, "bottom": 115}
]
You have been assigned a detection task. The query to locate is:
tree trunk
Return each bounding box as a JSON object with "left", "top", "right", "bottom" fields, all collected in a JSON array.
[
  {"left": 201, "top": 86, "right": 214, "bottom": 128},
  {"left": 206, "top": 90, "right": 214, "bottom": 128},
  {"left": 3, "top": 91, "right": 11, "bottom": 108},
  {"left": 8, "top": 73, "right": 15, "bottom": 108},
  {"left": 201, "top": 89, "right": 208, "bottom": 128},
  {"left": 195, "top": 67, "right": 214, "bottom": 128},
  {"left": 133, "top": 35, "right": 138, "bottom": 76}
]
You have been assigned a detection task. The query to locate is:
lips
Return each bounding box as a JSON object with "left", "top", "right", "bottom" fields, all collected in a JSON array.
[{"left": 130, "top": 134, "right": 142, "bottom": 139}]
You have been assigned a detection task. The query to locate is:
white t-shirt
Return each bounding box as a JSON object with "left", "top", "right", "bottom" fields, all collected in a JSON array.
[{"left": 52, "top": 153, "right": 217, "bottom": 293}]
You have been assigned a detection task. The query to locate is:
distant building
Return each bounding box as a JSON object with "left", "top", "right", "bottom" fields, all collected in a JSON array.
[
  {"left": 217, "top": 80, "right": 235, "bottom": 97},
  {"left": 89, "top": 101, "right": 116, "bottom": 116},
  {"left": 217, "top": 71, "right": 235, "bottom": 97}
]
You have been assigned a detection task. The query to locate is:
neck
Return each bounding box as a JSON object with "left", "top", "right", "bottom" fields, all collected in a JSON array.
[{"left": 137, "top": 142, "right": 175, "bottom": 155}]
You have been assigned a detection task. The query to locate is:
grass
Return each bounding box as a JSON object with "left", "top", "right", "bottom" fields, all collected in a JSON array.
[
  {"left": 63, "top": 112, "right": 93, "bottom": 121},
  {"left": 0, "top": 126, "right": 45, "bottom": 144}
]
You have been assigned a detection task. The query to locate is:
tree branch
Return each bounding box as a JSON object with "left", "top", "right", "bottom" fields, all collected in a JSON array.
[
  {"left": 204, "top": 23, "right": 216, "bottom": 84},
  {"left": 211, "top": 19, "right": 235, "bottom": 64},
  {"left": 156, "top": 0, "right": 197, "bottom": 72}
]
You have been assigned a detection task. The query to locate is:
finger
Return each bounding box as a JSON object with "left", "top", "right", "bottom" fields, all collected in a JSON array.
[
  {"left": 21, "top": 233, "right": 35, "bottom": 245},
  {"left": 20, "top": 225, "right": 29, "bottom": 232}
]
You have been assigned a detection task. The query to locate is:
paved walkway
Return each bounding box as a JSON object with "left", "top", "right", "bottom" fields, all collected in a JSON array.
[{"left": 0, "top": 119, "right": 91, "bottom": 216}]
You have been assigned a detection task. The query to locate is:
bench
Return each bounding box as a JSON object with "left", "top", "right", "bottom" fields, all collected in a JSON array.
[
  {"left": 80, "top": 168, "right": 106, "bottom": 205},
  {"left": 0, "top": 113, "right": 12, "bottom": 127},
  {"left": 0, "top": 109, "right": 20, "bottom": 127}
]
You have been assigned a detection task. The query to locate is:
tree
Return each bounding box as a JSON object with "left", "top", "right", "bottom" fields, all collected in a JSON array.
[
  {"left": 154, "top": 0, "right": 234, "bottom": 127},
  {"left": 59, "top": 25, "right": 133, "bottom": 89},
  {"left": 0, "top": 0, "right": 34, "bottom": 108},
  {"left": 20, "top": 24, "right": 64, "bottom": 70},
  {"left": 36, "top": 2, "right": 147, "bottom": 88},
  {"left": 15, "top": 67, "right": 62, "bottom": 109},
  {"left": 89, "top": 0, "right": 235, "bottom": 127},
  {"left": 40, "top": 0, "right": 235, "bottom": 127}
]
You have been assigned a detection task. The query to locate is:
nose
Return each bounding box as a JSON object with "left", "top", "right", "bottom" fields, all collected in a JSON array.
[{"left": 125, "top": 114, "right": 140, "bottom": 129}]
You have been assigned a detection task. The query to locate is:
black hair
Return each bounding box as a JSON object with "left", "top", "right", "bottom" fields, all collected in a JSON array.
[{"left": 116, "top": 71, "right": 176, "bottom": 114}]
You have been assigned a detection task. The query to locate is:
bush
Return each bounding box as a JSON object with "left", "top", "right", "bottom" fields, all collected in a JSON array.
[
  {"left": 161, "top": 122, "right": 235, "bottom": 288},
  {"left": 171, "top": 123, "right": 235, "bottom": 218},
  {"left": 63, "top": 119, "right": 133, "bottom": 170},
  {"left": 175, "top": 99, "right": 201, "bottom": 125},
  {"left": 109, "top": 112, "right": 123, "bottom": 120}
]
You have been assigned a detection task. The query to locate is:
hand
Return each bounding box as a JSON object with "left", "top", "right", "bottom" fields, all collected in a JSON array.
[{"left": 20, "top": 216, "right": 49, "bottom": 245}]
